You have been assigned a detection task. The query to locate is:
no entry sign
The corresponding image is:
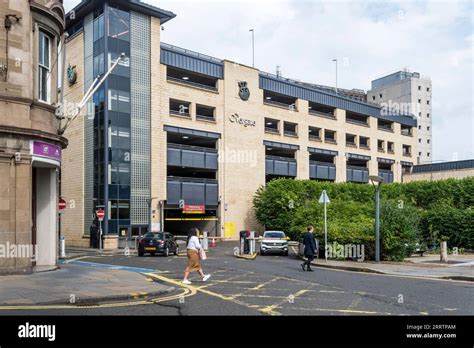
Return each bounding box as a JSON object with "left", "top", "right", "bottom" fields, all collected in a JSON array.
[
  {"left": 96, "top": 209, "right": 105, "bottom": 221},
  {"left": 58, "top": 198, "right": 67, "bottom": 214}
]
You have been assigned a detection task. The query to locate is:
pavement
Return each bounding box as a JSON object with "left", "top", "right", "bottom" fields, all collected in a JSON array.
[
  {"left": 304, "top": 253, "right": 474, "bottom": 282},
  {"left": 0, "top": 262, "right": 174, "bottom": 306}
]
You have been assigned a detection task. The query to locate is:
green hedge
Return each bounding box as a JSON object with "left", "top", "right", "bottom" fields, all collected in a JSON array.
[{"left": 253, "top": 177, "right": 474, "bottom": 260}]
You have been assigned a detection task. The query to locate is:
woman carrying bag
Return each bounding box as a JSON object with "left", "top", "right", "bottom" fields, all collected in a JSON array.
[{"left": 182, "top": 228, "right": 211, "bottom": 285}]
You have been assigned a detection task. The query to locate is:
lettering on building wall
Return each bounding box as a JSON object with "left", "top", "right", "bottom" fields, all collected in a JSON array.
[{"left": 229, "top": 113, "right": 256, "bottom": 127}]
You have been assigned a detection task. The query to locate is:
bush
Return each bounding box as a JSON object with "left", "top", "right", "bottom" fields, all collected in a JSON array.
[
  {"left": 253, "top": 177, "right": 474, "bottom": 260},
  {"left": 380, "top": 200, "right": 421, "bottom": 261}
]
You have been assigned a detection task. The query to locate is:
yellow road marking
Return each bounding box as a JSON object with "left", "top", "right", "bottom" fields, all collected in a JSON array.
[{"left": 249, "top": 277, "right": 281, "bottom": 291}]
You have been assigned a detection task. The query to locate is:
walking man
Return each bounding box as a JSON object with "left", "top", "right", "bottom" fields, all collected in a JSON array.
[{"left": 301, "top": 225, "right": 317, "bottom": 272}]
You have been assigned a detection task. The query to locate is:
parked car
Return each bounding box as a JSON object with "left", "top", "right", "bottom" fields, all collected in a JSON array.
[
  {"left": 138, "top": 232, "right": 179, "bottom": 257},
  {"left": 260, "top": 231, "right": 289, "bottom": 256}
]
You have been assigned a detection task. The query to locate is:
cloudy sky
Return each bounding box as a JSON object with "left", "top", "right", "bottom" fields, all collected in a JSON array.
[{"left": 64, "top": 0, "right": 473, "bottom": 162}]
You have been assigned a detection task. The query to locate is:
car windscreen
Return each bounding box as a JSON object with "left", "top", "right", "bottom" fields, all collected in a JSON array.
[
  {"left": 143, "top": 233, "right": 163, "bottom": 240},
  {"left": 264, "top": 232, "right": 285, "bottom": 238}
]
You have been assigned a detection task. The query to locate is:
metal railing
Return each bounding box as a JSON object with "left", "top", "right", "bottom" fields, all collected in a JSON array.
[
  {"left": 196, "top": 114, "right": 216, "bottom": 122},
  {"left": 167, "top": 76, "right": 218, "bottom": 92},
  {"left": 161, "top": 42, "right": 223, "bottom": 64},
  {"left": 170, "top": 109, "right": 191, "bottom": 117},
  {"left": 264, "top": 99, "right": 298, "bottom": 111},
  {"left": 265, "top": 127, "right": 280, "bottom": 134}
]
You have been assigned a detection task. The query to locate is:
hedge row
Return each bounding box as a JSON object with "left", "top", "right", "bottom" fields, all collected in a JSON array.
[{"left": 253, "top": 177, "right": 474, "bottom": 260}]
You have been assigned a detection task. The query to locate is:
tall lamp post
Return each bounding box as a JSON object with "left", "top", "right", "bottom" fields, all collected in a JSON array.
[
  {"left": 369, "top": 175, "right": 384, "bottom": 262},
  {"left": 332, "top": 58, "right": 338, "bottom": 94},
  {"left": 249, "top": 29, "right": 255, "bottom": 67}
]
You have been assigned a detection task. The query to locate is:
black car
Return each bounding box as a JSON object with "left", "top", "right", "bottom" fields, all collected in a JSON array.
[{"left": 138, "top": 232, "right": 179, "bottom": 257}]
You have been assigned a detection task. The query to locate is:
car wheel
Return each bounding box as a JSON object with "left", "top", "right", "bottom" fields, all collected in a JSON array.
[
  {"left": 284, "top": 251, "right": 289, "bottom": 256},
  {"left": 165, "top": 247, "right": 169, "bottom": 257},
  {"left": 174, "top": 246, "right": 179, "bottom": 255},
  {"left": 138, "top": 251, "right": 144, "bottom": 257},
  {"left": 260, "top": 249, "right": 265, "bottom": 256}
]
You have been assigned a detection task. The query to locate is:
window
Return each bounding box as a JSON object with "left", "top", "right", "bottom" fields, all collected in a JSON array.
[
  {"left": 196, "top": 104, "right": 216, "bottom": 121},
  {"left": 419, "top": 139, "right": 421, "bottom": 143},
  {"left": 418, "top": 112, "right": 422, "bottom": 117},
  {"left": 427, "top": 152, "right": 430, "bottom": 157},
  {"left": 427, "top": 139, "right": 430, "bottom": 144},
  {"left": 308, "top": 126, "right": 321, "bottom": 140},
  {"left": 427, "top": 126, "right": 430, "bottom": 131},
  {"left": 377, "top": 139, "right": 385, "bottom": 151},
  {"left": 346, "top": 134, "right": 357, "bottom": 147},
  {"left": 387, "top": 141, "right": 394, "bottom": 153},
  {"left": 427, "top": 87, "right": 430, "bottom": 92},
  {"left": 419, "top": 152, "right": 422, "bottom": 156},
  {"left": 283, "top": 122, "right": 298, "bottom": 137},
  {"left": 418, "top": 125, "right": 421, "bottom": 129},
  {"left": 324, "top": 129, "right": 336, "bottom": 143},
  {"left": 359, "top": 136, "right": 369, "bottom": 149},
  {"left": 427, "top": 113, "right": 430, "bottom": 118},
  {"left": 418, "top": 99, "right": 421, "bottom": 103},
  {"left": 38, "top": 31, "right": 51, "bottom": 102},
  {"left": 418, "top": 86, "right": 421, "bottom": 90},
  {"left": 379, "top": 93, "right": 382, "bottom": 98},
  {"left": 427, "top": 100, "right": 430, "bottom": 105},
  {"left": 372, "top": 96, "right": 376, "bottom": 101}
]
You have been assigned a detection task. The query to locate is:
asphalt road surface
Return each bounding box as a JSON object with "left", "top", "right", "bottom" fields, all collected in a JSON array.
[{"left": 2, "top": 243, "right": 473, "bottom": 316}]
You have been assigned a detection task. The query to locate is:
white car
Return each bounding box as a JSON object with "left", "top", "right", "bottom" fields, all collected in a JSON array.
[{"left": 260, "top": 231, "right": 289, "bottom": 256}]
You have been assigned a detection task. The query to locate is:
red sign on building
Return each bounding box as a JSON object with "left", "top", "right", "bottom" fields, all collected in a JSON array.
[
  {"left": 182, "top": 204, "right": 205, "bottom": 214},
  {"left": 58, "top": 198, "right": 67, "bottom": 214}
]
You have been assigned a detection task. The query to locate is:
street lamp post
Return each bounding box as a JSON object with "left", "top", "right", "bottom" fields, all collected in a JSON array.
[{"left": 369, "top": 175, "right": 384, "bottom": 262}]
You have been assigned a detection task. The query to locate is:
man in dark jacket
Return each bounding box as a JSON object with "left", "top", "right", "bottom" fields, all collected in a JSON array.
[
  {"left": 90, "top": 222, "right": 98, "bottom": 249},
  {"left": 301, "top": 225, "right": 317, "bottom": 272}
]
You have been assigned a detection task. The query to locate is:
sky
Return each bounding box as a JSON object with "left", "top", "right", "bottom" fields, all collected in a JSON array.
[{"left": 64, "top": 0, "right": 474, "bottom": 162}]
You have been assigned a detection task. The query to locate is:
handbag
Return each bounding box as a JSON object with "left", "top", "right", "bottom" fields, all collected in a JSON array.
[{"left": 199, "top": 249, "right": 207, "bottom": 260}]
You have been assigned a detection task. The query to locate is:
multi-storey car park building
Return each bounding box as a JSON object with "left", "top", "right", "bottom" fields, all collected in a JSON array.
[
  {"left": 367, "top": 70, "right": 432, "bottom": 164},
  {"left": 62, "top": 0, "right": 417, "bottom": 249}
]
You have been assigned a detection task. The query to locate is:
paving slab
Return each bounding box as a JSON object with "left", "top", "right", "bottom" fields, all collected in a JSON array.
[{"left": 0, "top": 263, "right": 174, "bottom": 306}]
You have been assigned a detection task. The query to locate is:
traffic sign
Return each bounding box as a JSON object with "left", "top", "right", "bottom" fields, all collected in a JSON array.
[
  {"left": 58, "top": 198, "right": 67, "bottom": 214},
  {"left": 318, "top": 190, "right": 330, "bottom": 204},
  {"left": 318, "top": 190, "right": 330, "bottom": 262},
  {"left": 96, "top": 209, "right": 105, "bottom": 221}
]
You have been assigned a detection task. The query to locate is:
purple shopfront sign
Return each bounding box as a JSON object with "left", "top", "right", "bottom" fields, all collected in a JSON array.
[{"left": 31, "top": 141, "right": 61, "bottom": 162}]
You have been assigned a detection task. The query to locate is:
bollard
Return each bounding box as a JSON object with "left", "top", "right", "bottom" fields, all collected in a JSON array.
[
  {"left": 440, "top": 241, "right": 448, "bottom": 263},
  {"left": 202, "top": 231, "right": 209, "bottom": 251},
  {"left": 60, "top": 236, "right": 66, "bottom": 258},
  {"left": 250, "top": 231, "right": 255, "bottom": 254}
]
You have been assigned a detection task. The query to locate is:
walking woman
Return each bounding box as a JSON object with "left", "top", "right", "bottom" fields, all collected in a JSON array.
[{"left": 182, "top": 228, "right": 211, "bottom": 285}]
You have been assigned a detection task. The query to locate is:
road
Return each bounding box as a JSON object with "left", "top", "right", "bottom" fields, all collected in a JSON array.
[{"left": 3, "top": 243, "right": 473, "bottom": 316}]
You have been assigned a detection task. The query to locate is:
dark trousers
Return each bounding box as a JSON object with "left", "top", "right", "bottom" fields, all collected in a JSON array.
[{"left": 303, "top": 255, "right": 314, "bottom": 269}]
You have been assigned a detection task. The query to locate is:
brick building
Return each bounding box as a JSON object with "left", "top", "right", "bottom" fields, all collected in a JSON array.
[{"left": 62, "top": 0, "right": 417, "bottom": 249}]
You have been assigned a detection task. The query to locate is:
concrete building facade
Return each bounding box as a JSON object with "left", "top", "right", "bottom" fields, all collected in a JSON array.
[
  {"left": 0, "top": 0, "right": 66, "bottom": 274},
  {"left": 62, "top": 0, "right": 417, "bottom": 249},
  {"left": 367, "top": 70, "right": 432, "bottom": 164}
]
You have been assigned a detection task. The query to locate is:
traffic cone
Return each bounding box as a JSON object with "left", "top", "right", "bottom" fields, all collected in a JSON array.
[{"left": 211, "top": 238, "right": 216, "bottom": 247}]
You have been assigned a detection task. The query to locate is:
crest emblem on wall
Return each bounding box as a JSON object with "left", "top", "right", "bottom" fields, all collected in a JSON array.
[
  {"left": 238, "top": 81, "right": 250, "bottom": 101},
  {"left": 67, "top": 64, "right": 77, "bottom": 85}
]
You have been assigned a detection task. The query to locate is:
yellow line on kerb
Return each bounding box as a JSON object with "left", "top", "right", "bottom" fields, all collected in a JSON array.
[{"left": 0, "top": 274, "right": 192, "bottom": 311}]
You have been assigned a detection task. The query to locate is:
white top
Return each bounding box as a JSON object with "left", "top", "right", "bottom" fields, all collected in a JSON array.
[{"left": 187, "top": 236, "right": 202, "bottom": 251}]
